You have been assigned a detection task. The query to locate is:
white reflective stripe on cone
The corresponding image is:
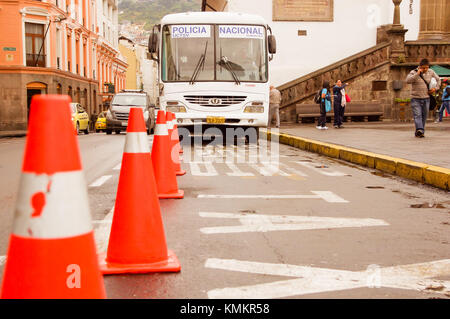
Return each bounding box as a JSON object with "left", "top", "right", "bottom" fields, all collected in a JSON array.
[
  {"left": 13, "top": 171, "right": 92, "bottom": 238},
  {"left": 124, "top": 132, "right": 150, "bottom": 154},
  {"left": 167, "top": 120, "right": 174, "bottom": 130},
  {"left": 154, "top": 123, "right": 168, "bottom": 136}
]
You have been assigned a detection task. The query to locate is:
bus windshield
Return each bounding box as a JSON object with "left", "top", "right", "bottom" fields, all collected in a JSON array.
[{"left": 162, "top": 24, "right": 267, "bottom": 83}]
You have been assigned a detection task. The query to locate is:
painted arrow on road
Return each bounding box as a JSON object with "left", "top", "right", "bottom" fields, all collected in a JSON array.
[
  {"left": 199, "top": 212, "right": 389, "bottom": 234},
  {"left": 205, "top": 258, "right": 450, "bottom": 299}
]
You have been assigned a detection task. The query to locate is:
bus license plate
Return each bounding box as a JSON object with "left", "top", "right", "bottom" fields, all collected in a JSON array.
[
  {"left": 206, "top": 116, "right": 225, "bottom": 124},
  {"left": 122, "top": 121, "right": 128, "bottom": 126}
]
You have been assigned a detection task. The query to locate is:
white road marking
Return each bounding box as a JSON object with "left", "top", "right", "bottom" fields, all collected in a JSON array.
[
  {"left": 311, "top": 191, "right": 349, "bottom": 203},
  {"left": 113, "top": 163, "right": 121, "bottom": 170},
  {"left": 279, "top": 162, "right": 308, "bottom": 177},
  {"left": 89, "top": 175, "right": 112, "bottom": 187},
  {"left": 199, "top": 212, "right": 388, "bottom": 234},
  {"left": 93, "top": 207, "right": 114, "bottom": 253},
  {"left": 249, "top": 163, "right": 290, "bottom": 176},
  {"left": 190, "top": 162, "right": 218, "bottom": 176},
  {"left": 296, "top": 161, "right": 347, "bottom": 177},
  {"left": 0, "top": 255, "right": 5, "bottom": 266},
  {"left": 198, "top": 191, "right": 348, "bottom": 203},
  {"left": 225, "top": 163, "right": 255, "bottom": 177},
  {"left": 205, "top": 258, "right": 450, "bottom": 299}
]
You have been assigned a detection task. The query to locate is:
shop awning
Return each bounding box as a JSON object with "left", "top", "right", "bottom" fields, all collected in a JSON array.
[{"left": 431, "top": 65, "right": 450, "bottom": 77}]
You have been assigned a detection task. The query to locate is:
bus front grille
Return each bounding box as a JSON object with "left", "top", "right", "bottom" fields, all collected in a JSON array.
[{"left": 184, "top": 95, "right": 247, "bottom": 107}]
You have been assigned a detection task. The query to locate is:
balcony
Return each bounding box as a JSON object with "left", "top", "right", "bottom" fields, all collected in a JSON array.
[{"left": 26, "top": 54, "right": 46, "bottom": 67}]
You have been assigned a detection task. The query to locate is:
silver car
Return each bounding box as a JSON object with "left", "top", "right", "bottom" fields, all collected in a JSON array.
[{"left": 105, "top": 91, "right": 156, "bottom": 135}]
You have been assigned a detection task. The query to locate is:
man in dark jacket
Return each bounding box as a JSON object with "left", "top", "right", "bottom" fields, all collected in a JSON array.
[{"left": 332, "top": 80, "right": 348, "bottom": 128}]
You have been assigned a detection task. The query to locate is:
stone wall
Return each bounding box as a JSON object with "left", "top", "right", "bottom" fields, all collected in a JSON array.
[{"left": 0, "top": 68, "right": 99, "bottom": 131}]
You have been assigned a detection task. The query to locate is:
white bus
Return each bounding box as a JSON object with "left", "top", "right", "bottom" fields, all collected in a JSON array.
[{"left": 148, "top": 12, "right": 276, "bottom": 133}]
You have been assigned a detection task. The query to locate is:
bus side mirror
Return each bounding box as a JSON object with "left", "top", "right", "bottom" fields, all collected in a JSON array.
[
  {"left": 148, "top": 25, "right": 160, "bottom": 60},
  {"left": 268, "top": 35, "right": 276, "bottom": 54}
]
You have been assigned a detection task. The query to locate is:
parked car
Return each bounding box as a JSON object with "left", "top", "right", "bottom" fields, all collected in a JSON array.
[
  {"left": 95, "top": 111, "right": 107, "bottom": 132},
  {"left": 70, "top": 103, "right": 89, "bottom": 135},
  {"left": 105, "top": 90, "right": 155, "bottom": 135}
]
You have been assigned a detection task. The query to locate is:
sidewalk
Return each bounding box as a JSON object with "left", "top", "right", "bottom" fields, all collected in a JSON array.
[
  {"left": 263, "top": 119, "right": 450, "bottom": 190},
  {"left": 0, "top": 131, "right": 27, "bottom": 138},
  {"left": 279, "top": 120, "right": 450, "bottom": 169}
]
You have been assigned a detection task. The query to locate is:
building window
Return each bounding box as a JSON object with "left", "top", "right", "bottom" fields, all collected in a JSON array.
[
  {"left": 75, "top": 37, "right": 80, "bottom": 74},
  {"left": 67, "top": 34, "right": 72, "bottom": 72},
  {"left": 25, "top": 23, "right": 46, "bottom": 67},
  {"left": 56, "top": 28, "right": 62, "bottom": 69}
]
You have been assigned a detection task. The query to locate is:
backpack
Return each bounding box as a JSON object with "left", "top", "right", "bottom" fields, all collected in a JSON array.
[
  {"left": 445, "top": 86, "right": 450, "bottom": 96},
  {"left": 314, "top": 89, "right": 322, "bottom": 104}
]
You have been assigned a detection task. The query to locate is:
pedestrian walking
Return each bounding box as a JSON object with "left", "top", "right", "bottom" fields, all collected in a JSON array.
[
  {"left": 405, "top": 58, "right": 440, "bottom": 138},
  {"left": 435, "top": 79, "right": 450, "bottom": 123},
  {"left": 332, "top": 80, "right": 348, "bottom": 128},
  {"left": 269, "top": 85, "right": 281, "bottom": 128},
  {"left": 316, "top": 81, "right": 331, "bottom": 130}
]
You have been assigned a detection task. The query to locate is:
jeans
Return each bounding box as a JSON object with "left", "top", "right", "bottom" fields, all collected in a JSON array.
[
  {"left": 410, "top": 98, "right": 429, "bottom": 132},
  {"left": 333, "top": 102, "right": 345, "bottom": 126},
  {"left": 318, "top": 103, "right": 327, "bottom": 127},
  {"left": 269, "top": 104, "right": 280, "bottom": 128},
  {"left": 438, "top": 101, "right": 450, "bottom": 122}
]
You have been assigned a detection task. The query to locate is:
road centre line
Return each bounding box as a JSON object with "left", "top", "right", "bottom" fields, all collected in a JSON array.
[
  {"left": 89, "top": 175, "right": 112, "bottom": 187},
  {"left": 205, "top": 258, "right": 450, "bottom": 299},
  {"left": 199, "top": 212, "right": 388, "bottom": 234},
  {"left": 198, "top": 191, "right": 348, "bottom": 203}
]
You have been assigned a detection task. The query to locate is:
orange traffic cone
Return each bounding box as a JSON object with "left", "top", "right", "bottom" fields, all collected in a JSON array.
[
  {"left": 151, "top": 110, "right": 184, "bottom": 199},
  {"left": 172, "top": 113, "right": 184, "bottom": 154},
  {"left": 166, "top": 112, "right": 186, "bottom": 176},
  {"left": 1, "top": 95, "right": 106, "bottom": 299},
  {"left": 99, "top": 108, "right": 181, "bottom": 274}
]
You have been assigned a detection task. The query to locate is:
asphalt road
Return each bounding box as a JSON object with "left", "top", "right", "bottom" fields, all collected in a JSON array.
[{"left": 0, "top": 132, "right": 449, "bottom": 299}]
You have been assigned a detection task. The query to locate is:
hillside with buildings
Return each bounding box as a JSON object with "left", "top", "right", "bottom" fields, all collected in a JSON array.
[{"left": 119, "top": 0, "right": 201, "bottom": 30}]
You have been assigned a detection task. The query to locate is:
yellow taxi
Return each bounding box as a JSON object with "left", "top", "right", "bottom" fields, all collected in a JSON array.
[
  {"left": 95, "top": 111, "right": 107, "bottom": 132},
  {"left": 70, "top": 103, "right": 89, "bottom": 135}
]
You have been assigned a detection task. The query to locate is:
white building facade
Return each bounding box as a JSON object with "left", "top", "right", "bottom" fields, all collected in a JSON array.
[{"left": 219, "top": 0, "right": 421, "bottom": 86}]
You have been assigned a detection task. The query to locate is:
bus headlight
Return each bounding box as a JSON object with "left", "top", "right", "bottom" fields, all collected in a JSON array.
[
  {"left": 167, "top": 106, "right": 187, "bottom": 113},
  {"left": 166, "top": 101, "right": 187, "bottom": 113},
  {"left": 244, "top": 101, "right": 264, "bottom": 113},
  {"left": 244, "top": 106, "right": 265, "bottom": 113}
]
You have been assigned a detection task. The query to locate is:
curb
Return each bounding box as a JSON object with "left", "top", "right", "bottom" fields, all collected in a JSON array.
[
  {"left": 0, "top": 131, "right": 27, "bottom": 138},
  {"left": 263, "top": 130, "right": 450, "bottom": 191}
]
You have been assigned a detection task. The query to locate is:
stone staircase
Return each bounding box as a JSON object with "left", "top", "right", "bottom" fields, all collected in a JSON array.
[{"left": 277, "top": 42, "right": 391, "bottom": 122}]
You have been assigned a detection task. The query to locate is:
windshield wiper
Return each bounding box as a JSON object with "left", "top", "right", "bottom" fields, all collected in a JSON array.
[
  {"left": 218, "top": 56, "right": 241, "bottom": 85},
  {"left": 190, "top": 41, "right": 208, "bottom": 85}
]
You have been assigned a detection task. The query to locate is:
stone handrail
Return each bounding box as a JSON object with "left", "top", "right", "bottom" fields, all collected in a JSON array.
[
  {"left": 404, "top": 41, "right": 450, "bottom": 64},
  {"left": 277, "top": 42, "right": 391, "bottom": 110}
]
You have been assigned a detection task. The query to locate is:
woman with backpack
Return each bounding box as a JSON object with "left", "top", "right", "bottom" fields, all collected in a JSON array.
[{"left": 316, "top": 81, "right": 331, "bottom": 130}]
